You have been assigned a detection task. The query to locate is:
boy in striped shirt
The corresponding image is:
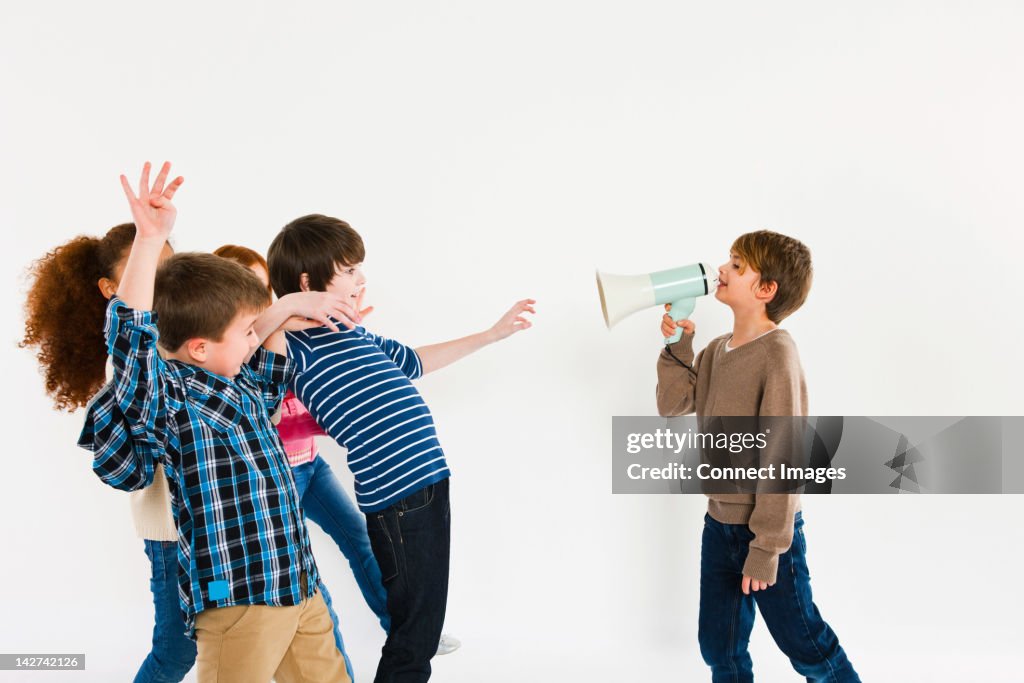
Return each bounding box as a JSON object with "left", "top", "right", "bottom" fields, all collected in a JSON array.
[{"left": 267, "top": 214, "right": 535, "bottom": 683}]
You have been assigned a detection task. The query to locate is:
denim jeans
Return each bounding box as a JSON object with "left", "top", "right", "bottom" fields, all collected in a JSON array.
[
  {"left": 134, "top": 540, "right": 196, "bottom": 683},
  {"left": 699, "top": 512, "right": 860, "bottom": 683},
  {"left": 291, "top": 456, "right": 391, "bottom": 632},
  {"left": 313, "top": 581, "right": 355, "bottom": 683},
  {"left": 366, "top": 477, "right": 451, "bottom": 683}
]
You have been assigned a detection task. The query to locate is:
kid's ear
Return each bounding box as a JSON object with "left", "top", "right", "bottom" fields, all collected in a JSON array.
[
  {"left": 185, "top": 338, "right": 208, "bottom": 363},
  {"left": 299, "top": 273, "right": 310, "bottom": 292},
  {"left": 97, "top": 277, "right": 118, "bottom": 300},
  {"left": 757, "top": 279, "right": 778, "bottom": 303}
]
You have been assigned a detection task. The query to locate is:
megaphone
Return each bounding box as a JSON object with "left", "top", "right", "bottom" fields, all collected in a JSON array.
[{"left": 596, "top": 263, "right": 719, "bottom": 344}]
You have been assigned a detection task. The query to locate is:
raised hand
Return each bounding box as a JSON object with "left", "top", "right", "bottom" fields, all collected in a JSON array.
[
  {"left": 119, "top": 161, "right": 184, "bottom": 241},
  {"left": 487, "top": 298, "right": 536, "bottom": 343}
]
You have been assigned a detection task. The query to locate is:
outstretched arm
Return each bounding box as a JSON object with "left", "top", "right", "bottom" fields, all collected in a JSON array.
[
  {"left": 117, "top": 161, "right": 183, "bottom": 310},
  {"left": 415, "top": 298, "right": 535, "bottom": 375}
]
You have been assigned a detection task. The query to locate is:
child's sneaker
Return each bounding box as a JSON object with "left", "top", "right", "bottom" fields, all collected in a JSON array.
[{"left": 436, "top": 633, "right": 461, "bottom": 656}]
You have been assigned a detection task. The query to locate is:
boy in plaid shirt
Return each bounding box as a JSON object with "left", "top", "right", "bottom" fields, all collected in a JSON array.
[{"left": 79, "top": 162, "right": 359, "bottom": 682}]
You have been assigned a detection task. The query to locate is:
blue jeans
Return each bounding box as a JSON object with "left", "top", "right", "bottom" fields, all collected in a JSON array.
[
  {"left": 318, "top": 581, "right": 356, "bottom": 683},
  {"left": 292, "top": 456, "right": 391, "bottom": 633},
  {"left": 134, "top": 540, "right": 196, "bottom": 683},
  {"left": 699, "top": 512, "right": 860, "bottom": 683},
  {"left": 366, "top": 477, "right": 451, "bottom": 683}
]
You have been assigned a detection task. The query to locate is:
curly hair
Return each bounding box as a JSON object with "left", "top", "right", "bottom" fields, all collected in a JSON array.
[{"left": 21, "top": 223, "right": 137, "bottom": 411}]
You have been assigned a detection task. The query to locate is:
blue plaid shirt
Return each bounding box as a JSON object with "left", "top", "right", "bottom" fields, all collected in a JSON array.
[{"left": 78, "top": 297, "right": 318, "bottom": 637}]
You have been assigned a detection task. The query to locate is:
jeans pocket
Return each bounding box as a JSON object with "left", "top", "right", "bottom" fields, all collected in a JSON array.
[
  {"left": 400, "top": 484, "right": 435, "bottom": 514},
  {"left": 371, "top": 514, "right": 400, "bottom": 584}
]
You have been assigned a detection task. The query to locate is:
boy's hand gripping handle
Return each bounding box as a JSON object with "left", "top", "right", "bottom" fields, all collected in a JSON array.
[{"left": 664, "top": 298, "right": 696, "bottom": 345}]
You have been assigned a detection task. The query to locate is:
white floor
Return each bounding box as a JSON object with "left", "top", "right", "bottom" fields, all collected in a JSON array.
[{"left": 3, "top": 633, "right": 1021, "bottom": 682}]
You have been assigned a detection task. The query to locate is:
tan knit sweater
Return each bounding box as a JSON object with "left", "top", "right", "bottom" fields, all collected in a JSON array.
[{"left": 656, "top": 329, "right": 807, "bottom": 583}]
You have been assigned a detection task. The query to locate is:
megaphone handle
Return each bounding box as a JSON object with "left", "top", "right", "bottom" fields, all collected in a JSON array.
[{"left": 664, "top": 298, "right": 696, "bottom": 345}]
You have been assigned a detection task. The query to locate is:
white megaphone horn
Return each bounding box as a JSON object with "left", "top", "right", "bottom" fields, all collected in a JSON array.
[{"left": 596, "top": 262, "right": 719, "bottom": 344}]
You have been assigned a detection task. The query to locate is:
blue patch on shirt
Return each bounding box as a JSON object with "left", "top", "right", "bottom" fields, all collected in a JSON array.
[{"left": 207, "top": 580, "right": 230, "bottom": 601}]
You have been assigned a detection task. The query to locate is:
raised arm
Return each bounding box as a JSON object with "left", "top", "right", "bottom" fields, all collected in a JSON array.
[
  {"left": 415, "top": 298, "right": 535, "bottom": 375},
  {"left": 102, "top": 162, "right": 183, "bottom": 448}
]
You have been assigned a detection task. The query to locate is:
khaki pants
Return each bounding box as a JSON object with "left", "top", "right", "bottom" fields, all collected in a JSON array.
[{"left": 195, "top": 589, "right": 350, "bottom": 683}]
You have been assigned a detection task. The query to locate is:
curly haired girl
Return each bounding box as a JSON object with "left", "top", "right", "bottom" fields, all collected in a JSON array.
[{"left": 22, "top": 220, "right": 193, "bottom": 682}]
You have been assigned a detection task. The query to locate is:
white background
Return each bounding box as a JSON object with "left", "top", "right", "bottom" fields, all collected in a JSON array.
[{"left": 2, "top": 2, "right": 1023, "bottom": 681}]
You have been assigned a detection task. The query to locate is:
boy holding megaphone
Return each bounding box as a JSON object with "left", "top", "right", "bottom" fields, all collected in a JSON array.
[{"left": 655, "top": 231, "right": 861, "bottom": 682}]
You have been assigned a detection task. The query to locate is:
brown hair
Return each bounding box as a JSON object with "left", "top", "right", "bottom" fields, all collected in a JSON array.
[
  {"left": 267, "top": 214, "right": 365, "bottom": 297},
  {"left": 731, "top": 230, "right": 813, "bottom": 323},
  {"left": 213, "top": 244, "right": 273, "bottom": 301},
  {"left": 153, "top": 252, "right": 272, "bottom": 350},
  {"left": 21, "top": 223, "right": 139, "bottom": 411}
]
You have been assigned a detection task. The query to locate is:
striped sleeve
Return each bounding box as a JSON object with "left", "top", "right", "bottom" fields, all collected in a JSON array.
[{"left": 360, "top": 328, "right": 423, "bottom": 380}]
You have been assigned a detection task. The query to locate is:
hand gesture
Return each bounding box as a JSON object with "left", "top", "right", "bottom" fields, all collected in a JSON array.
[
  {"left": 661, "top": 303, "right": 695, "bottom": 338},
  {"left": 487, "top": 298, "right": 536, "bottom": 342},
  {"left": 281, "top": 290, "right": 369, "bottom": 333},
  {"left": 119, "top": 161, "right": 184, "bottom": 241}
]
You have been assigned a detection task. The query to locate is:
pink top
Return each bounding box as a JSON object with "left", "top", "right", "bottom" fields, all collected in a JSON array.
[{"left": 276, "top": 391, "right": 326, "bottom": 467}]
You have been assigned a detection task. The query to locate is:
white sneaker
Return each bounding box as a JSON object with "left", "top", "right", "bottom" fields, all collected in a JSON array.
[{"left": 436, "top": 633, "right": 461, "bottom": 656}]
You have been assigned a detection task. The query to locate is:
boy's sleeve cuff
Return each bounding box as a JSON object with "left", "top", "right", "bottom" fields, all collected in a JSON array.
[
  {"left": 105, "top": 296, "right": 160, "bottom": 353},
  {"left": 661, "top": 334, "right": 696, "bottom": 367},
  {"left": 408, "top": 347, "right": 424, "bottom": 380},
  {"left": 248, "top": 345, "right": 297, "bottom": 385},
  {"left": 742, "top": 548, "right": 779, "bottom": 584}
]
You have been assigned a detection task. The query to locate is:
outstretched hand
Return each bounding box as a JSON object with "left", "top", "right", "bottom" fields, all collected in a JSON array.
[
  {"left": 487, "top": 298, "right": 536, "bottom": 343},
  {"left": 119, "top": 161, "right": 184, "bottom": 241}
]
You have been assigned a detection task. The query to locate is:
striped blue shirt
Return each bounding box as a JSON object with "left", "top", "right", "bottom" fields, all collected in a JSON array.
[
  {"left": 79, "top": 298, "right": 319, "bottom": 637},
  {"left": 286, "top": 326, "right": 450, "bottom": 513}
]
